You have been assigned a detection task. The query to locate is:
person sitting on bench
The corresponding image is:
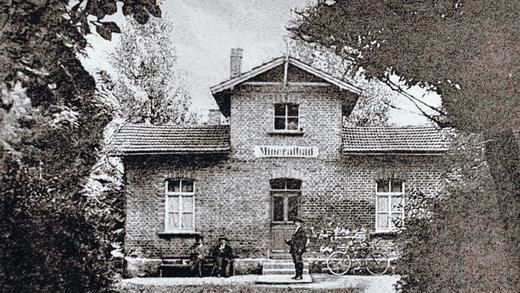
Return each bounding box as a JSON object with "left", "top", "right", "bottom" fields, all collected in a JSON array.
[
  {"left": 190, "top": 235, "right": 207, "bottom": 277},
  {"left": 212, "top": 236, "right": 234, "bottom": 277}
]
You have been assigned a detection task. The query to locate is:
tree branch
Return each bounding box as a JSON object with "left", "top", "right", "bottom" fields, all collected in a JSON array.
[
  {"left": 381, "top": 76, "right": 446, "bottom": 115},
  {"left": 378, "top": 75, "right": 450, "bottom": 127}
]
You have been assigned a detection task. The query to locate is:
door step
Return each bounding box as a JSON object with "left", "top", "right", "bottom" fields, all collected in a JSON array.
[
  {"left": 262, "top": 268, "right": 310, "bottom": 275},
  {"left": 256, "top": 274, "right": 313, "bottom": 284},
  {"left": 263, "top": 262, "right": 309, "bottom": 270},
  {"left": 269, "top": 253, "right": 292, "bottom": 260},
  {"left": 262, "top": 259, "right": 310, "bottom": 275}
]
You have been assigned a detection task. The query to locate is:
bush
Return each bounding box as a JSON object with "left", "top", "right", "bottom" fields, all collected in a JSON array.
[
  {"left": 0, "top": 157, "right": 125, "bottom": 292},
  {"left": 394, "top": 133, "right": 519, "bottom": 292}
]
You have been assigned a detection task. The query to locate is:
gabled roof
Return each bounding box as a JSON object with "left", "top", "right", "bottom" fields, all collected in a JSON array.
[
  {"left": 210, "top": 56, "right": 362, "bottom": 95},
  {"left": 111, "top": 124, "right": 230, "bottom": 156},
  {"left": 343, "top": 126, "right": 449, "bottom": 154}
]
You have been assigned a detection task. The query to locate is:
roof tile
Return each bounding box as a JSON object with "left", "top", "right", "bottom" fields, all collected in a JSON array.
[
  {"left": 343, "top": 126, "right": 449, "bottom": 154},
  {"left": 111, "top": 124, "right": 230, "bottom": 155},
  {"left": 111, "top": 124, "right": 448, "bottom": 156}
]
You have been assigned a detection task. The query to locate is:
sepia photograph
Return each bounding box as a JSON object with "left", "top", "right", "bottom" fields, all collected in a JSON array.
[{"left": 1, "top": 1, "right": 518, "bottom": 292}]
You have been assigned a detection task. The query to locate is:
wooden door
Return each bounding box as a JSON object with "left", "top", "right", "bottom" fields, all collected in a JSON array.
[
  {"left": 271, "top": 225, "right": 294, "bottom": 252},
  {"left": 270, "top": 191, "right": 299, "bottom": 252}
]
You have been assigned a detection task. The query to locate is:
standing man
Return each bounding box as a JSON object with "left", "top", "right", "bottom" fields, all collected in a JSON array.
[
  {"left": 286, "top": 218, "right": 307, "bottom": 280},
  {"left": 190, "top": 235, "right": 207, "bottom": 277}
]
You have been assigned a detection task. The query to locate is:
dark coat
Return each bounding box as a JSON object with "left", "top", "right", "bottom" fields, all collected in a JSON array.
[
  {"left": 212, "top": 243, "right": 234, "bottom": 259},
  {"left": 287, "top": 226, "right": 307, "bottom": 254}
]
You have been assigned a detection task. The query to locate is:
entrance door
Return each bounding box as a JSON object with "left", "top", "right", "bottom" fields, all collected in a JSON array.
[{"left": 270, "top": 178, "right": 301, "bottom": 252}]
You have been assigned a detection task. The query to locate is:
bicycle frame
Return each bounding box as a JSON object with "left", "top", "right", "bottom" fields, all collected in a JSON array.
[
  {"left": 348, "top": 249, "right": 371, "bottom": 270},
  {"left": 326, "top": 239, "right": 390, "bottom": 275}
]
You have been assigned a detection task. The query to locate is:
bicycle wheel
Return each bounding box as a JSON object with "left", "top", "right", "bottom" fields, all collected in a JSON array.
[
  {"left": 326, "top": 251, "right": 351, "bottom": 275},
  {"left": 364, "top": 252, "right": 390, "bottom": 275}
]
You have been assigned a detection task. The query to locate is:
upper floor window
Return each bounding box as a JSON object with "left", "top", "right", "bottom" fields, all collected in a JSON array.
[
  {"left": 375, "top": 179, "right": 404, "bottom": 232},
  {"left": 271, "top": 178, "right": 302, "bottom": 222},
  {"left": 274, "top": 103, "right": 299, "bottom": 131},
  {"left": 165, "top": 179, "right": 195, "bottom": 232}
]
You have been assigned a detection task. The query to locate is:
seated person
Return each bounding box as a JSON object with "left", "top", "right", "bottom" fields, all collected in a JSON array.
[
  {"left": 212, "top": 236, "right": 234, "bottom": 277},
  {"left": 190, "top": 235, "right": 207, "bottom": 277}
]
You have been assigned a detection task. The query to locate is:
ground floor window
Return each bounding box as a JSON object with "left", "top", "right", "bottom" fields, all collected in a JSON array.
[
  {"left": 165, "top": 179, "right": 195, "bottom": 231},
  {"left": 376, "top": 179, "right": 404, "bottom": 232},
  {"left": 271, "top": 178, "right": 301, "bottom": 222}
]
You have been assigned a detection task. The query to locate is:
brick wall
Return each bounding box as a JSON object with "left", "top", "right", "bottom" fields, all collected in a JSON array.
[
  {"left": 122, "top": 84, "right": 447, "bottom": 276},
  {"left": 123, "top": 155, "right": 444, "bottom": 271},
  {"left": 230, "top": 85, "right": 347, "bottom": 161}
]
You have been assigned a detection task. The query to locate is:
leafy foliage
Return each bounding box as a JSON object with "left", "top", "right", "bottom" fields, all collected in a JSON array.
[
  {"left": 291, "top": 2, "right": 520, "bottom": 291},
  {"left": 110, "top": 16, "right": 198, "bottom": 125},
  {"left": 1, "top": 0, "right": 160, "bottom": 291},
  {"left": 81, "top": 15, "right": 200, "bottom": 275},
  {"left": 1, "top": 157, "right": 126, "bottom": 292},
  {"left": 291, "top": 0, "right": 520, "bottom": 132},
  {"left": 394, "top": 133, "right": 518, "bottom": 292},
  {"left": 1, "top": 0, "right": 161, "bottom": 110},
  {"left": 288, "top": 40, "right": 391, "bottom": 126}
]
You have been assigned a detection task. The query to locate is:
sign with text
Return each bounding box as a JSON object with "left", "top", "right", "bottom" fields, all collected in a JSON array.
[{"left": 254, "top": 145, "right": 319, "bottom": 158}]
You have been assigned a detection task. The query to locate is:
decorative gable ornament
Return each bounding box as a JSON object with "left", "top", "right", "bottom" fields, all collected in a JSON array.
[{"left": 211, "top": 52, "right": 363, "bottom": 117}]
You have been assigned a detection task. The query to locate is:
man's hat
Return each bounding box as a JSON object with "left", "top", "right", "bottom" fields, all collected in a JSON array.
[
  {"left": 218, "top": 235, "right": 229, "bottom": 241},
  {"left": 294, "top": 217, "right": 305, "bottom": 223},
  {"left": 195, "top": 235, "right": 204, "bottom": 241}
]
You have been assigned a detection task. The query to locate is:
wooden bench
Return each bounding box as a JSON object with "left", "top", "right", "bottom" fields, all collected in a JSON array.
[
  {"left": 159, "top": 255, "right": 236, "bottom": 277},
  {"left": 159, "top": 255, "right": 191, "bottom": 277}
]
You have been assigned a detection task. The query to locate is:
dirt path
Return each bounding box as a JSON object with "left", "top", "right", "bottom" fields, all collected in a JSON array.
[{"left": 119, "top": 274, "right": 399, "bottom": 292}]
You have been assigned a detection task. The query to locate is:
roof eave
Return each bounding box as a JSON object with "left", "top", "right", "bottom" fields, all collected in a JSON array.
[
  {"left": 210, "top": 56, "right": 362, "bottom": 96},
  {"left": 288, "top": 57, "right": 362, "bottom": 95},
  {"left": 210, "top": 57, "right": 285, "bottom": 95},
  {"left": 111, "top": 149, "right": 231, "bottom": 157},
  {"left": 213, "top": 90, "right": 231, "bottom": 117},
  {"left": 342, "top": 150, "right": 448, "bottom": 156}
]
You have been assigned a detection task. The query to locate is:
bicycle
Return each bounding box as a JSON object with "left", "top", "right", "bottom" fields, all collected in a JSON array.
[{"left": 326, "top": 239, "right": 390, "bottom": 275}]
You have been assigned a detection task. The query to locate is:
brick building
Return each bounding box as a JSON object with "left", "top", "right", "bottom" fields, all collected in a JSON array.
[{"left": 113, "top": 49, "right": 449, "bottom": 276}]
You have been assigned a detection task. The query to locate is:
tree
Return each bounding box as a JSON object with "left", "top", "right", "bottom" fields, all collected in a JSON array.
[
  {"left": 82, "top": 16, "right": 199, "bottom": 267},
  {"left": 110, "top": 16, "right": 197, "bottom": 125},
  {"left": 0, "top": 1, "right": 160, "bottom": 291},
  {"left": 289, "top": 0, "right": 519, "bottom": 189},
  {"left": 288, "top": 39, "right": 392, "bottom": 127},
  {"left": 395, "top": 133, "right": 517, "bottom": 292},
  {"left": 290, "top": 1, "right": 519, "bottom": 291}
]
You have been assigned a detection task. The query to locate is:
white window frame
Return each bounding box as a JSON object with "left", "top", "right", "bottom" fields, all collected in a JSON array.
[
  {"left": 375, "top": 179, "right": 405, "bottom": 232},
  {"left": 164, "top": 179, "right": 196, "bottom": 233},
  {"left": 273, "top": 103, "right": 300, "bottom": 132}
]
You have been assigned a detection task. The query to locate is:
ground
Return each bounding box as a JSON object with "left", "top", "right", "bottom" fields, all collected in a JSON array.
[{"left": 118, "top": 274, "right": 399, "bottom": 292}]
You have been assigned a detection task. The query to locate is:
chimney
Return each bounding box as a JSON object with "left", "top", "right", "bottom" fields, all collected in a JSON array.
[
  {"left": 230, "top": 48, "right": 243, "bottom": 78},
  {"left": 143, "top": 98, "right": 152, "bottom": 124},
  {"left": 208, "top": 109, "right": 222, "bottom": 125}
]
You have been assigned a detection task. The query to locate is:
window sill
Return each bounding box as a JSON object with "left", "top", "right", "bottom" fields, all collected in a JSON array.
[
  {"left": 370, "top": 231, "right": 398, "bottom": 238},
  {"left": 268, "top": 131, "right": 305, "bottom": 136},
  {"left": 158, "top": 230, "right": 199, "bottom": 238}
]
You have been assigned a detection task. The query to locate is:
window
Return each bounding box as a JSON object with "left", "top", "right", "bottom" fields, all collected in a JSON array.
[
  {"left": 271, "top": 178, "right": 301, "bottom": 222},
  {"left": 274, "top": 103, "right": 299, "bottom": 131},
  {"left": 165, "top": 179, "right": 195, "bottom": 232},
  {"left": 375, "top": 179, "right": 404, "bottom": 232}
]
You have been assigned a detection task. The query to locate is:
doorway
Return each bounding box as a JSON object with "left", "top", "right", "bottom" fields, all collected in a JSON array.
[{"left": 270, "top": 178, "right": 301, "bottom": 252}]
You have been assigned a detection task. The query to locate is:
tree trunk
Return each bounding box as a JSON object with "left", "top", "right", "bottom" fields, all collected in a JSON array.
[{"left": 483, "top": 128, "right": 520, "bottom": 281}]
